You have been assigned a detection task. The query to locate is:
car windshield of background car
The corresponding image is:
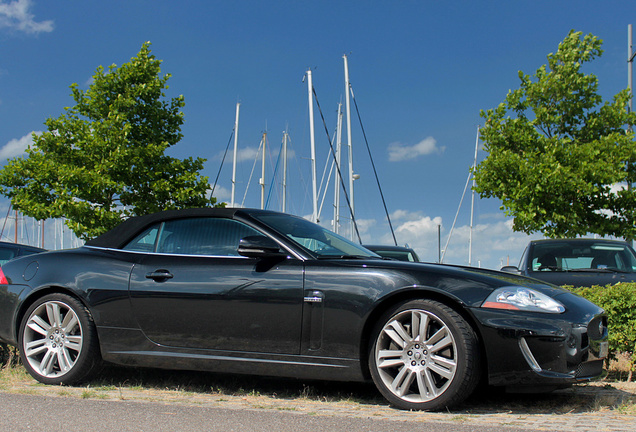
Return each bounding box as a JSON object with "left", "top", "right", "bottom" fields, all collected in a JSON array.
[
  {"left": 531, "top": 241, "right": 636, "bottom": 273},
  {"left": 373, "top": 249, "right": 417, "bottom": 262}
]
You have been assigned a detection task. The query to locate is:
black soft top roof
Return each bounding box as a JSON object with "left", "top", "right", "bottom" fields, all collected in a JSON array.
[{"left": 85, "top": 207, "right": 246, "bottom": 249}]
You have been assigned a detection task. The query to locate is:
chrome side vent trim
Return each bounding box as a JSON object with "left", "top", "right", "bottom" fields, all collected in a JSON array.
[{"left": 519, "top": 337, "right": 542, "bottom": 373}]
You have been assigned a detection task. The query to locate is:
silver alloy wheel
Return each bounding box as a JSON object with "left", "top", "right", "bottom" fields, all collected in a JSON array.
[
  {"left": 22, "top": 300, "right": 84, "bottom": 378},
  {"left": 374, "top": 308, "right": 457, "bottom": 403}
]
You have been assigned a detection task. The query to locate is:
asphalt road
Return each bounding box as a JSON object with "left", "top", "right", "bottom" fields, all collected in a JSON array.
[{"left": 0, "top": 392, "right": 531, "bottom": 432}]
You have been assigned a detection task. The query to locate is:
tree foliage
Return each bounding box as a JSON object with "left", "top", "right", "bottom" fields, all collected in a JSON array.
[
  {"left": 473, "top": 30, "right": 636, "bottom": 238},
  {"left": 0, "top": 42, "right": 216, "bottom": 240}
]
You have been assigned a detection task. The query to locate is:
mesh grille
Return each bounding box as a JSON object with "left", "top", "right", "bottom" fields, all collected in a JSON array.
[{"left": 576, "top": 360, "right": 604, "bottom": 378}]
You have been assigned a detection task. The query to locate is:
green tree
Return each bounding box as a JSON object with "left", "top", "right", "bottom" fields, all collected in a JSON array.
[
  {"left": 0, "top": 42, "right": 216, "bottom": 240},
  {"left": 473, "top": 30, "right": 636, "bottom": 238}
]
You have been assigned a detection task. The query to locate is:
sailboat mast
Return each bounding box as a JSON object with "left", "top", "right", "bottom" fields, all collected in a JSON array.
[
  {"left": 282, "top": 131, "right": 288, "bottom": 213},
  {"left": 260, "top": 132, "right": 267, "bottom": 210},
  {"left": 334, "top": 103, "right": 343, "bottom": 234},
  {"left": 307, "top": 69, "right": 318, "bottom": 223},
  {"left": 231, "top": 102, "right": 240, "bottom": 207},
  {"left": 343, "top": 55, "right": 355, "bottom": 239},
  {"left": 629, "top": 24, "right": 633, "bottom": 116},
  {"left": 469, "top": 126, "right": 480, "bottom": 266}
]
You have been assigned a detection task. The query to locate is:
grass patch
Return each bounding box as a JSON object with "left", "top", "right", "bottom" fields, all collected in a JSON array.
[
  {"left": 0, "top": 364, "right": 30, "bottom": 387},
  {"left": 81, "top": 389, "right": 98, "bottom": 399},
  {"left": 79, "top": 365, "right": 384, "bottom": 405},
  {"left": 0, "top": 361, "right": 635, "bottom": 417},
  {"left": 94, "top": 385, "right": 118, "bottom": 391}
]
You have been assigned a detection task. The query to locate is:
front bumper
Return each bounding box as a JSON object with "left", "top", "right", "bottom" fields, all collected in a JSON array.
[{"left": 471, "top": 293, "right": 608, "bottom": 388}]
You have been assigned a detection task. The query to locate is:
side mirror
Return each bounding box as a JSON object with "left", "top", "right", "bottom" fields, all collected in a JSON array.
[
  {"left": 500, "top": 265, "right": 521, "bottom": 274},
  {"left": 238, "top": 236, "right": 286, "bottom": 258}
]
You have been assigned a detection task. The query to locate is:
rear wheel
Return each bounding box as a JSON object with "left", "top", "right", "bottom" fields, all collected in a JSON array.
[
  {"left": 19, "top": 293, "right": 102, "bottom": 385},
  {"left": 369, "top": 299, "right": 481, "bottom": 410}
]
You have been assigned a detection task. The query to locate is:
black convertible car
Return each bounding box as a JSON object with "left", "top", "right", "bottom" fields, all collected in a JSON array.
[{"left": 0, "top": 208, "right": 608, "bottom": 410}]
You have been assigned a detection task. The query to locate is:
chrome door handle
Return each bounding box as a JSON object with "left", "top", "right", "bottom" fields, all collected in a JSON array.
[
  {"left": 146, "top": 270, "right": 174, "bottom": 281},
  {"left": 304, "top": 290, "right": 324, "bottom": 303}
]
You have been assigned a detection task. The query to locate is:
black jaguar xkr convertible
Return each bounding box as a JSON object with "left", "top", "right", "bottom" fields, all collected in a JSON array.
[{"left": 0, "top": 208, "right": 608, "bottom": 410}]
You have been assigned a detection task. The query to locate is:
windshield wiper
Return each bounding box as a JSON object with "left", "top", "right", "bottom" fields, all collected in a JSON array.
[{"left": 563, "top": 268, "right": 631, "bottom": 274}]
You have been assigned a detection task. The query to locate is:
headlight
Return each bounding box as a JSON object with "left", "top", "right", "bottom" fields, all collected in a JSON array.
[{"left": 481, "top": 286, "right": 565, "bottom": 313}]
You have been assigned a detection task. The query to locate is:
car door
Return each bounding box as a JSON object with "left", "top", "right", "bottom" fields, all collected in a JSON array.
[{"left": 127, "top": 217, "right": 304, "bottom": 354}]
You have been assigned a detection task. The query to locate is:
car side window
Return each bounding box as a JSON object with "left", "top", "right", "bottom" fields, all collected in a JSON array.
[
  {"left": 122, "top": 226, "right": 161, "bottom": 252},
  {"left": 156, "top": 218, "right": 262, "bottom": 256},
  {"left": 0, "top": 247, "right": 17, "bottom": 266}
]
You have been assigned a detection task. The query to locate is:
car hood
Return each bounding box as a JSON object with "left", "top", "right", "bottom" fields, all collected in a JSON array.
[{"left": 329, "top": 258, "right": 569, "bottom": 300}]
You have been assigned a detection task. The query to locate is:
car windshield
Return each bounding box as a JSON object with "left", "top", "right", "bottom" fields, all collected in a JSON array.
[
  {"left": 251, "top": 213, "right": 379, "bottom": 258},
  {"left": 530, "top": 240, "right": 636, "bottom": 273}
]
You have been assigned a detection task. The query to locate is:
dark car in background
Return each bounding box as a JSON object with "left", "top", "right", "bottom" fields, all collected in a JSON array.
[
  {"left": 501, "top": 238, "right": 636, "bottom": 287},
  {"left": 0, "top": 241, "right": 45, "bottom": 266},
  {"left": 363, "top": 244, "right": 420, "bottom": 262},
  {"left": 0, "top": 208, "right": 608, "bottom": 411}
]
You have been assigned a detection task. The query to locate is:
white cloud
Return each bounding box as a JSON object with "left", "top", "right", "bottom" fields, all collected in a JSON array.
[
  {"left": 354, "top": 218, "right": 377, "bottom": 238},
  {"left": 214, "top": 146, "right": 260, "bottom": 163},
  {"left": 391, "top": 209, "right": 425, "bottom": 222},
  {"left": 0, "top": 0, "right": 54, "bottom": 34},
  {"left": 364, "top": 211, "right": 444, "bottom": 260},
  {"left": 365, "top": 209, "right": 540, "bottom": 270},
  {"left": 435, "top": 219, "right": 542, "bottom": 269},
  {"left": 1, "top": 131, "right": 39, "bottom": 160},
  {"left": 388, "top": 137, "right": 445, "bottom": 162},
  {"left": 214, "top": 145, "right": 297, "bottom": 165},
  {"left": 209, "top": 184, "right": 231, "bottom": 202},
  {"left": 236, "top": 147, "right": 260, "bottom": 162},
  {"left": 395, "top": 215, "right": 443, "bottom": 238}
]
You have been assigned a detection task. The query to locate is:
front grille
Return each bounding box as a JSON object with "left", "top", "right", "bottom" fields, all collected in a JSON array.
[{"left": 576, "top": 360, "right": 604, "bottom": 378}]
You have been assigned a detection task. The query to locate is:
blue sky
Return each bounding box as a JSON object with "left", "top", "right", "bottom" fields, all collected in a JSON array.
[{"left": 0, "top": 0, "right": 634, "bottom": 268}]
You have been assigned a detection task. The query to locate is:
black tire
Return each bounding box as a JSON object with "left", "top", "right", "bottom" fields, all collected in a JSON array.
[
  {"left": 369, "top": 299, "right": 481, "bottom": 410},
  {"left": 18, "top": 293, "right": 102, "bottom": 385}
]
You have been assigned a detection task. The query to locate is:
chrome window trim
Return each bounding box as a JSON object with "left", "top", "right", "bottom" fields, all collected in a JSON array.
[{"left": 83, "top": 245, "right": 303, "bottom": 261}]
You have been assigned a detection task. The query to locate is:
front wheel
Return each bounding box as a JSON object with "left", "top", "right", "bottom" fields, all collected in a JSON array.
[
  {"left": 19, "top": 293, "right": 102, "bottom": 385},
  {"left": 369, "top": 299, "right": 481, "bottom": 410}
]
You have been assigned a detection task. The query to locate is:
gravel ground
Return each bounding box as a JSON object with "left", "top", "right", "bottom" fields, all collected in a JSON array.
[{"left": 1, "top": 367, "right": 636, "bottom": 432}]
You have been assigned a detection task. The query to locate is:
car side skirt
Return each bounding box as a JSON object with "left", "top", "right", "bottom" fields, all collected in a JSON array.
[{"left": 97, "top": 327, "right": 366, "bottom": 382}]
